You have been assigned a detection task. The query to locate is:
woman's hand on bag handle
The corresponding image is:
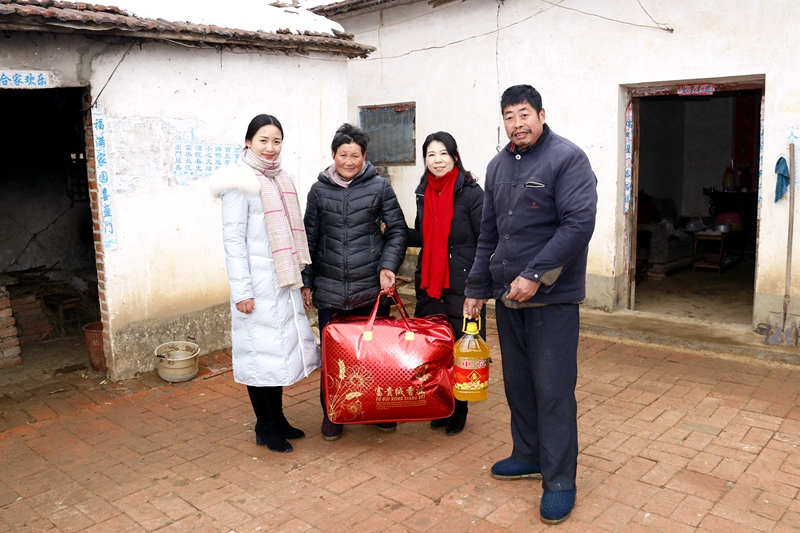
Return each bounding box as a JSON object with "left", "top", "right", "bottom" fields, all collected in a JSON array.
[
  {"left": 463, "top": 297, "right": 484, "bottom": 319},
  {"left": 301, "top": 287, "right": 314, "bottom": 310},
  {"left": 379, "top": 269, "right": 396, "bottom": 293},
  {"left": 236, "top": 298, "right": 255, "bottom": 314}
]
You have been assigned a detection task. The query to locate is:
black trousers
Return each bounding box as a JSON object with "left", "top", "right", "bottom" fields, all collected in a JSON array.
[
  {"left": 318, "top": 304, "right": 391, "bottom": 415},
  {"left": 495, "top": 303, "right": 579, "bottom": 492},
  {"left": 414, "top": 297, "right": 485, "bottom": 419}
]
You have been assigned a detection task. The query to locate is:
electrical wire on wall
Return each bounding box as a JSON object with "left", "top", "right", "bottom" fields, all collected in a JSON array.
[
  {"left": 544, "top": 0, "right": 673, "bottom": 32},
  {"left": 495, "top": 0, "right": 502, "bottom": 152},
  {"left": 207, "top": 0, "right": 673, "bottom": 65},
  {"left": 105, "top": 0, "right": 674, "bottom": 67},
  {"left": 89, "top": 41, "right": 137, "bottom": 109},
  {"left": 361, "top": 3, "right": 552, "bottom": 61},
  {"left": 360, "top": 0, "right": 671, "bottom": 62},
  {"left": 349, "top": 0, "right": 673, "bottom": 148}
]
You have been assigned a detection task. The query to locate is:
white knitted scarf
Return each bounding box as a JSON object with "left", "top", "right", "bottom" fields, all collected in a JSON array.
[{"left": 241, "top": 147, "right": 311, "bottom": 289}]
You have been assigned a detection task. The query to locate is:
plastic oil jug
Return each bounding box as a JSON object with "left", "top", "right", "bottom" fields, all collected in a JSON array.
[{"left": 453, "top": 317, "right": 490, "bottom": 402}]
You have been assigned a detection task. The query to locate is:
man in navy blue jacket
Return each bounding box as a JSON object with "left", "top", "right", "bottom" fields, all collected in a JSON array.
[{"left": 464, "top": 85, "right": 597, "bottom": 525}]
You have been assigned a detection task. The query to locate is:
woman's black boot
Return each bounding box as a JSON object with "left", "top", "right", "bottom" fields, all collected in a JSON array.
[
  {"left": 255, "top": 421, "right": 293, "bottom": 452},
  {"left": 430, "top": 418, "right": 448, "bottom": 429},
  {"left": 268, "top": 386, "right": 305, "bottom": 440},
  {"left": 445, "top": 399, "right": 468, "bottom": 436},
  {"left": 253, "top": 418, "right": 293, "bottom": 452},
  {"left": 249, "top": 386, "right": 293, "bottom": 452}
]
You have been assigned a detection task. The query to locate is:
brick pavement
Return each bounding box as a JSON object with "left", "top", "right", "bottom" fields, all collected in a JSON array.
[{"left": 3, "top": 317, "right": 800, "bottom": 532}]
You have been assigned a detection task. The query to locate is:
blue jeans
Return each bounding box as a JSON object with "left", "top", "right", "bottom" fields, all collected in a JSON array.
[{"left": 495, "top": 303, "right": 579, "bottom": 492}]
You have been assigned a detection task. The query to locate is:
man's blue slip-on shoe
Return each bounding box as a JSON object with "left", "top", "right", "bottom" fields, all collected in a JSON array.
[
  {"left": 540, "top": 488, "right": 576, "bottom": 524},
  {"left": 490, "top": 457, "right": 542, "bottom": 480}
]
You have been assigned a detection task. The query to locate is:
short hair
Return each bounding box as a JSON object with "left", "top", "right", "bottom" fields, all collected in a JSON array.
[
  {"left": 245, "top": 114, "right": 283, "bottom": 143},
  {"left": 331, "top": 123, "right": 370, "bottom": 156},
  {"left": 419, "top": 131, "right": 474, "bottom": 183},
  {"left": 500, "top": 85, "right": 543, "bottom": 114}
]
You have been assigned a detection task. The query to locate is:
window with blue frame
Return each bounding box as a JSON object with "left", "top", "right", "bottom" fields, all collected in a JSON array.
[{"left": 358, "top": 103, "right": 416, "bottom": 165}]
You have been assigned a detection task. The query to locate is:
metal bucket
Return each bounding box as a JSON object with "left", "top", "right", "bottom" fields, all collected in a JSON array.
[{"left": 155, "top": 341, "right": 200, "bottom": 382}]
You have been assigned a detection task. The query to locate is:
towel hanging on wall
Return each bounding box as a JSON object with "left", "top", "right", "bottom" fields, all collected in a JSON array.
[{"left": 776, "top": 156, "right": 791, "bottom": 202}]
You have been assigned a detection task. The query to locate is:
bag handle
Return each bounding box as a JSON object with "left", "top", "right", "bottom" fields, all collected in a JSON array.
[{"left": 363, "top": 288, "right": 415, "bottom": 341}]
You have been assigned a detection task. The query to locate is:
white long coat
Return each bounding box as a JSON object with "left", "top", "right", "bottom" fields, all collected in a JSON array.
[{"left": 209, "top": 160, "right": 320, "bottom": 386}]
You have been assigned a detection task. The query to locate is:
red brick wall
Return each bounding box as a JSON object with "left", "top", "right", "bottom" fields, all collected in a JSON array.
[
  {"left": 11, "top": 295, "right": 51, "bottom": 343},
  {"left": 84, "top": 94, "right": 110, "bottom": 372},
  {"left": 0, "top": 285, "right": 21, "bottom": 368}
]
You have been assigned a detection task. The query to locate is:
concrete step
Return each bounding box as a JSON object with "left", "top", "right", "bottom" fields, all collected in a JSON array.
[
  {"left": 397, "top": 280, "right": 800, "bottom": 366},
  {"left": 581, "top": 307, "right": 800, "bottom": 366}
]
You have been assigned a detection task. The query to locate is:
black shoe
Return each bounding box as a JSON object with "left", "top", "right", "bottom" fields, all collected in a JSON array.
[
  {"left": 255, "top": 424, "right": 293, "bottom": 452},
  {"left": 321, "top": 416, "right": 343, "bottom": 441},
  {"left": 430, "top": 418, "right": 448, "bottom": 429},
  {"left": 443, "top": 400, "right": 468, "bottom": 435},
  {"left": 278, "top": 415, "right": 305, "bottom": 440},
  {"left": 445, "top": 414, "right": 466, "bottom": 435},
  {"left": 375, "top": 422, "right": 397, "bottom": 432}
]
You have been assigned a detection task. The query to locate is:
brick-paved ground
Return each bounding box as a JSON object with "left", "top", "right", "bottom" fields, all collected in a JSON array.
[{"left": 3, "top": 316, "right": 800, "bottom": 532}]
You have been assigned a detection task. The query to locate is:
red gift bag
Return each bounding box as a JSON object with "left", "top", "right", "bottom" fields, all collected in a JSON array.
[{"left": 322, "top": 289, "right": 455, "bottom": 424}]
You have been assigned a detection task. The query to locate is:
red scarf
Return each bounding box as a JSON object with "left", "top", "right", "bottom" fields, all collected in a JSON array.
[{"left": 420, "top": 166, "right": 459, "bottom": 299}]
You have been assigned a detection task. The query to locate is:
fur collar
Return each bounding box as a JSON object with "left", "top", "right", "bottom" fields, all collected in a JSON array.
[{"left": 208, "top": 160, "right": 261, "bottom": 198}]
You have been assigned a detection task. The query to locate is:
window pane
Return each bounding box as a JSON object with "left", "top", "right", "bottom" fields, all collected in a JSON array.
[{"left": 359, "top": 104, "right": 416, "bottom": 165}]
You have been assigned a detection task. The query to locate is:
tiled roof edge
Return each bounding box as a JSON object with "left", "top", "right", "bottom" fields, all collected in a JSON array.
[
  {"left": 0, "top": 0, "right": 375, "bottom": 58},
  {"left": 308, "top": 0, "right": 417, "bottom": 19}
]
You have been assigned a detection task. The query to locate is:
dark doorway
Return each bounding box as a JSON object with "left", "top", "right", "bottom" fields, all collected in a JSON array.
[
  {"left": 0, "top": 87, "right": 99, "bottom": 350},
  {"left": 631, "top": 88, "right": 762, "bottom": 325}
]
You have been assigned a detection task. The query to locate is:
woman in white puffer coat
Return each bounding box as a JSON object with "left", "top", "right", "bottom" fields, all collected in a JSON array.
[{"left": 209, "top": 114, "right": 319, "bottom": 453}]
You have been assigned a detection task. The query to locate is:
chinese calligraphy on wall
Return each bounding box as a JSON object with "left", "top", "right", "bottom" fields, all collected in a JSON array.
[
  {"left": 677, "top": 84, "right": 714, "bottom": 96},
  {"left": 0, "top": 70, "right": 50, "bottom": 88},
  {"left": 624, "top": 106, "right": 633, "bottom": 214},
  {"left": 789, "top": 125, "right": 799, "bottom": 192},
  {"left": 91, "top": 106, "right": 117, "bottom": 251},
  {"left": 787, "top": 126, "right": 799, "bottom": 147},
  {"left": 173, "top": 142, "right": 241, "bottom": 181}
]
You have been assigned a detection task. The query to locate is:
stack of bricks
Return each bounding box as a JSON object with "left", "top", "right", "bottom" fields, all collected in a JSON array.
[
  {"left": 11, "top": 295, "right": 52, "bottom": 344},
  {"left": 0, "top": 282, "right": 21, "bottom": 368}
]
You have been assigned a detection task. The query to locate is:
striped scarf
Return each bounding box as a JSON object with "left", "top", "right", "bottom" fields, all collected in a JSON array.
[{"left": 241, "top": 147, "right": 311, "bottom": 289}]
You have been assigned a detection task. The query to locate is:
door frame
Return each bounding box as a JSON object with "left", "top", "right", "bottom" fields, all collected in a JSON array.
[{"left": 623, "top": 79, "right": 765, "bottom": 313}]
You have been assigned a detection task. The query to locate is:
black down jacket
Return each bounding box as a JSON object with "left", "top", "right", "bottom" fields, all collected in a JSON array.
[
  {"left": 302, "top": 161, "right": 407, "bottom": 311},
  {"left": 408, "top": 171, "right": 484, "bottom": 334}
]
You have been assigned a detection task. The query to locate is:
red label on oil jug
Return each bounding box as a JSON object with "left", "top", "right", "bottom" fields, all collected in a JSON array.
[{"left": 453, "top": 356, "right": 489, "bottom": 392}]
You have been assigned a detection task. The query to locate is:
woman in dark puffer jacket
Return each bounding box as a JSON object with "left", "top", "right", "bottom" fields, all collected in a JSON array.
[
  {"left": 407, "top": 131, "right": 485, "bottom": 436},
  {"left": 301, "top": 123, "right": 407, "bottom": 441}
]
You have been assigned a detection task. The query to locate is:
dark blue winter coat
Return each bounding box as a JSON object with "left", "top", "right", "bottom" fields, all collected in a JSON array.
[{"left": 464, "top": 125, "right": 597, "bottom": 304}]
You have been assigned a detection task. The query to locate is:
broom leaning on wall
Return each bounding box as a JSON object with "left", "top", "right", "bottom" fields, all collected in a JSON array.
[{"left": 766, "top": 143, "right": 800, "bottom": 346}]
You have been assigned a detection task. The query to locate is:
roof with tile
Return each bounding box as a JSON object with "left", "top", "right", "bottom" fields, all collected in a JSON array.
[
  {"left": 306, "top": 0, "right": 456, "bottom": 19},
  {"left": 307, "top": 0, "right": 414, "bottom": 19},
  {"left": 0, "top": 0, "right": 375, "bottom": 58}
]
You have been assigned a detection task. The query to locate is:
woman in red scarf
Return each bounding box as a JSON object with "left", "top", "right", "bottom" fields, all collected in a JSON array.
[{"left": 408, "top": 132, "right": 485, "bottom": 435}]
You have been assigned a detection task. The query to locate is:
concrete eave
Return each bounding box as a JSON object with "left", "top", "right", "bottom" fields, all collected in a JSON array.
[{"left": 309, "top": 0, "right": 420, "bottom": 20}]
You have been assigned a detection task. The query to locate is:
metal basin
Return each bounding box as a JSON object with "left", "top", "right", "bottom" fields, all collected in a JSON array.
[{"left": 713, "top": 223, "right": 731, "bottom": 234}]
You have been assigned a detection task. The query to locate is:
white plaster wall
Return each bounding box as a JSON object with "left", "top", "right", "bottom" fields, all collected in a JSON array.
[
  {"left": 336, "top": 0, "right": 800, "bottom": 319},
  {"left": 87, "top": 42, "right": 349, "bottom": 327},
  {"left": 0, "top": 35, "right": 88, "bottom": 85},
  {"left": 2, "top": 33, "right": 348, "bottom": 376}
]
